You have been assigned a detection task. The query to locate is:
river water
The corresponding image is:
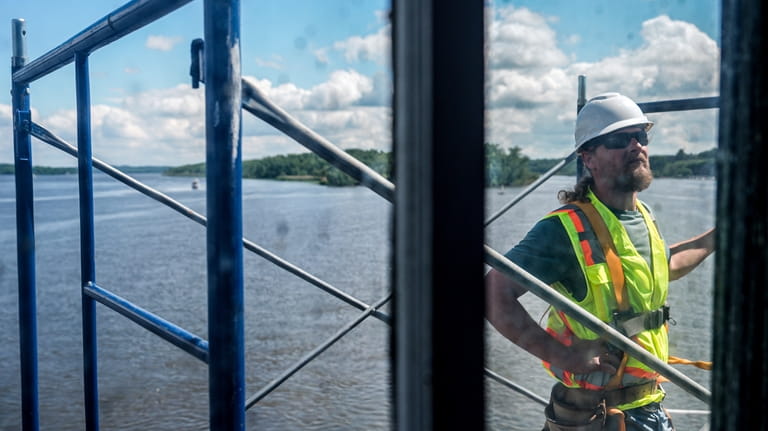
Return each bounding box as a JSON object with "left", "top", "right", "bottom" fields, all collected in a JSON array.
[{"left": 0, "top": 173, "right": 714, "bottom": 430}]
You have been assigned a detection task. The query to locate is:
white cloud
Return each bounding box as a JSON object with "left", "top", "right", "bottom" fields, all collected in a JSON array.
[
  {"left": 255, "top": 55, "right": 284, "bottom": 71},
  {"left": 146, "top": 35, "right": 183, "bottom": 52},
  {"left": 246, "top": 78, "right": 311, "bottom": 111},
  {"left": 0, "top": 104, "right": 11, "bottom": 123},
  {"left": 242, "top": 133, "right": 300, "bottom": 160},
  {"left": 93, "top": 106, "right": 149, "bottom": 140},
  {"left": 486, "top": 8, "right": 720, "bottom": 158},
  {"left": 0, "top": 7, "right": 720, "bottom": 168},
  {"left": 0, "top": 104, "right": 13, "bottom": 165},
  {"left": 488, "top": 68, "right": 571, "bottom": 109},
  {"left": 304, "top": 70, "right": 374, "bottom": 110},
  {"left": 313, "top": 48, "right": 330, "bottom": 67},
  {"left": 333, "top": 26, "right": 390, "bottom": 65},
  {"left": 569, "top": 15, "right": 719, "bottom": 98},
  {"left": 0, "top": 69, "right": 387, "bottom": 166},
  {"left": 117, "top": 84, "right": 205, "bottom": 118},
  {"left": 645, "top": 110, "right": 719, "bottom": 153},
  {"left": 246, "top": 70, "right": 375, "bottom": 111},
  {"left": 6, "top": 86, "right": 206, "bottom": 166},
  {"left": 488, "top": 6, "right": 569, "bottom": 70},
  {"left": 565, "top": 34, "right": 581, "bottom": 46},
  {"left": 239, "top": 72, "right": 389, "bottom": 157},
  {"left": 638, "top": 15, "right": 720, "bottom": 94},
  {"left": 241, "top": 106, "right": 390, "bottom": 160}
]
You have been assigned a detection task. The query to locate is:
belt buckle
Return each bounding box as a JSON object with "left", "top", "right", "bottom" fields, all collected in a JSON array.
[
  {"left": 612, "top": 309, "right": 634, "bottom": 336},
  {"left": 644, "top": 310, "right": 662, "bottom": 329}
]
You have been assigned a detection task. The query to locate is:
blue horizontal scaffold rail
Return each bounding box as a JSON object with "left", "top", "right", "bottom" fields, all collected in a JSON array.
[
  {"left": 13, "top": 0, "right": 193, "bottom": 85},
  {"left": 84, "top": 282, "right": 209, "bottom": 363}
]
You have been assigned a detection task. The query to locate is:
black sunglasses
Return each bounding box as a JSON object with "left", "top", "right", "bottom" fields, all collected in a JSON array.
[{"left": 590, "top": 130, "right": 649, "bottom": 150}]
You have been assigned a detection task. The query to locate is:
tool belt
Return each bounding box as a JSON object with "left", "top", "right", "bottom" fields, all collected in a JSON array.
[{"left": 542, "top": 381, "right": 658, "bottom": 431}]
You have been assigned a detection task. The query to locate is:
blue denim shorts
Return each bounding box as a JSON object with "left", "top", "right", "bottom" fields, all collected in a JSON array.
[{"left": 624, "top": 403, "right": 675, "bottom": 431}]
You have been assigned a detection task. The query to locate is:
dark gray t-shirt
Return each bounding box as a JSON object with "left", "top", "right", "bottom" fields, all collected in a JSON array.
[{"left": 504, "top": 205, "right": 659, "bottom": 302}]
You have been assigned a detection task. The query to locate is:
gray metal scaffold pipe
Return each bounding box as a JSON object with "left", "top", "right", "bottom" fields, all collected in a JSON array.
[
  {"left": 28, "top": 120, "right": 390, "bottom": 325},
  {"left": 241, "top": 77, "right": 395, "bottom": 202},
  {"left": 484, "top": 246, "right": 711, "bottom": 405},
  {"left": 236, "top": 78, "right": 712, "bottom": 406},
  {"left": 484, "top": 151, "right": 577, "bottom": 226}
]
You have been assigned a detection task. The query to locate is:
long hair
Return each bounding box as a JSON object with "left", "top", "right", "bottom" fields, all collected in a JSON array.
[{"left": 558, "top": 174, "right": 593, "bottom": 204}]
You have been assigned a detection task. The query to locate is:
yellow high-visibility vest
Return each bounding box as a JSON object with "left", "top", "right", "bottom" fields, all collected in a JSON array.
[{"left": 541, "top": 189, "right": 668, "bottom": 410}]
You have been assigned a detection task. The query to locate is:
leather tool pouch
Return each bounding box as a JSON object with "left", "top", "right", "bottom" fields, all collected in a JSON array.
[
  {"left": 543, "top": 385, "right": 628, "bottom": 431},
  {"left": 543, "top": 397, "right": 606, "bottom": 431}
]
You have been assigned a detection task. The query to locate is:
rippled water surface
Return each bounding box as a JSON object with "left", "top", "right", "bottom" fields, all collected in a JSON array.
[{"left": 0, "top": 173, "right": 714, "bottom": 430}]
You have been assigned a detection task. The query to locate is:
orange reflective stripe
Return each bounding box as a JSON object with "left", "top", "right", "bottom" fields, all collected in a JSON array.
[
  {"left": 566, "top": 209, "right": 585, "bottom": 232},
  {"left": 557, "top": 310, "right": 575, "bottom": 342},
  {"left": 542, "top": 359, "right": 575, "bottom": 386},
  {"left": 546, "top": 199, "right": 673, "bottom": 392},
  {"left": 562, "top": 371, "right": 575, "bottom": 386},
  {"left": 559, "top": 209, "right": 597, "bottom": 267},
  {"left": 575, "top": 380, "right": 603, "bottom": 391},
  {"left": 580, "top": 239, "right": 595, "bottom": 265},
  {"left": 623, "top": 366, "right": 659, "bottom": 380},
  {"left": 546, "top": 326, "right": 564, "bottom": 338},
  {"left": 550, "top": 208, "right": 586, "bottom": 233},
  {"left": 548, "top": 209, "right": 571, "bottom": 216}
]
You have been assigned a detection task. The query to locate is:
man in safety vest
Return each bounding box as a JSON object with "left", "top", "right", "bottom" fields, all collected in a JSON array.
[{"left": 486, "top": 92, "right": 716, "bottom": 431}]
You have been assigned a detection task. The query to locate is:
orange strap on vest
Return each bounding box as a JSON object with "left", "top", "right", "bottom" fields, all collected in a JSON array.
[
  {"left": 668, "top": 356, "right": 712, "bottom": 370},
  {"left": 572, "top": 201, "right": 631, "bottom": 389},
  {"left": 571, "top": 202, "right": 628, "bottom": 309},
  {"left": 573, "top": 201, "right": 713, "bottom": 375}
]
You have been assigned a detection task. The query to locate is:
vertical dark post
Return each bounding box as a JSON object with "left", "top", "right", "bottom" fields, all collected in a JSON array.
[
  {"left": 75, "top": 52, "right": 100, "bottom": 431},
  {"left": 712, "top": 0, "right": 768, "bottom": 430},
  {"left": 11, "top": 18, "right": 40, "bottom": 431},
  {"left": 393, "top": 0, "right": 486, "bottom": 429},
  {"left": 576, "top": 75, "right": 586, "bottom": 180},
  {"left": 204, "top": 0, "right": 244, "bottom": 429}
]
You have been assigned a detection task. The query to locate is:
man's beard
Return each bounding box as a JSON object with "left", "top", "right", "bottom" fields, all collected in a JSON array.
[{"left": 616, "top": 162, "right": 653, "bottom": 192}]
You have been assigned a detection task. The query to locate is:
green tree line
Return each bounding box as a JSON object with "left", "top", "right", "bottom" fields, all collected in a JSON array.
[
  {"left": 649, "top": 148, "right": 716, "bottom": 177},
  {"left": 0, "top": 164, "right": 167, "bottom": 175},
  {"left": 3, "top": 146, "right": 716, "bottom": 186},
  {"left": 165, "top": 149, "right": 392, "bottom": 187},
  {"left": 0, "top": 164, "right": 78, "bottom": 175},
  {"left": 485, "top": 143, "right": 539, "bottom": 186},
  {"left": 526, "top": 147, "right": 716, "bottom": 180}
]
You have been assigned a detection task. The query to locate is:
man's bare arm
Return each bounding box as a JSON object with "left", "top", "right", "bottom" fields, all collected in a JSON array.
[
  {"left": 668, "top": 227, "right": 716, "bottom": 281},
  {"left": 485, "top": 268, "right": 619, "bottom": 374}
]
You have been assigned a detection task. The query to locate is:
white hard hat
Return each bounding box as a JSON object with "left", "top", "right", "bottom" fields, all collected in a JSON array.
[{"left": 574, "top": 92, "right": 653, "bottom": 149}]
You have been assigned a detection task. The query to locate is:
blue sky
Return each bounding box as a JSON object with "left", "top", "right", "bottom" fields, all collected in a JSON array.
[
  {"left": 499, "top": 0, "right": 719, "bottom": 62},
  {"left": 1, "top": 0, "right": 720, "bottom": 167}
]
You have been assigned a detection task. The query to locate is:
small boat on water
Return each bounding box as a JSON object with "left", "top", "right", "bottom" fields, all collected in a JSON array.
[{"left": 192, "top": 178, "right": 199, "bottom": 190}]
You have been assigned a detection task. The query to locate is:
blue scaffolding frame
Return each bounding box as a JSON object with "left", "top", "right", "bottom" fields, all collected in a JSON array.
[
  {"left": 14, "top": 0, "right": 751, "bottom": 429},
  {"left": 12, "top": 1, "right": 243, "bottom": 429},
  {"left": 11, "top": 1, "right": 488, "bottom": 429}
]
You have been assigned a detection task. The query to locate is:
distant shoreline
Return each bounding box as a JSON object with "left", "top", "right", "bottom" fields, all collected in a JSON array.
[
  {"left": 0, "top": 164, "right": 168, "bottom": 176},
  {"left": 0, "top": 146, "right": 716, "bottom": 185}
]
